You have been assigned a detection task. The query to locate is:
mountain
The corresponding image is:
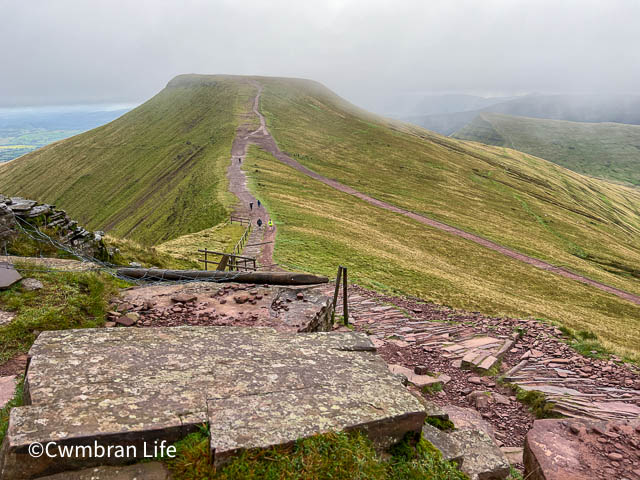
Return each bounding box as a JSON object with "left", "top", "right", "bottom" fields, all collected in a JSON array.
[
  {"left": 0, "top": 76, "right": 252, "bottom": 244},
  {"left": 453, "top": 113, "right": 640, "bottom": 186},
  {"left": 1, "top": 75, "right": 640, "bottom": 358},
  {"left": 407, "top": 94, "right": 640, "bottom": 135}
]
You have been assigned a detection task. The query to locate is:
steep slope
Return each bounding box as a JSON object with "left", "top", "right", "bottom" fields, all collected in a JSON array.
[
  {"left": 408, "top": 93, "right": 640, "bottom": 135},
  {"left": 453, "top": 113, "right": 640, "bottom": 186},
  {"left": 0, "top": 75, "right": 255, "bottom": 244}
]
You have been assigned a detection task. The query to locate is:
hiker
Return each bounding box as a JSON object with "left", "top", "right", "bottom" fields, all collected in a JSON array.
[
  {"left": 268, "top": 219, "right": 273, "bottom": 229},
  {"left": 249, "top": 202, "right": 253, "bottom": 210},
  {"left": 257, "top": 219, "right": 263, "bottom": 228},
  {"left": 238, "top": 157, "right": 241, "bottom": 163},
  {"left": 257, "top": 200, "right": 261, "bottom": 208}
]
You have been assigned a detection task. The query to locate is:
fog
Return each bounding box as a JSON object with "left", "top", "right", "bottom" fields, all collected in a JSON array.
[{"left": 2, "top": 0, "right": 639, "bottom": 112}]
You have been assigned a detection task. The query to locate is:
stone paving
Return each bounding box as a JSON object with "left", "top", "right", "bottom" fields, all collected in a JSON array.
[
  {"left": 326, "top": 285, "right": 640, "bottom": 424},
  {"left": 0, "top": 326, "right": 425, "bottom": 479}
]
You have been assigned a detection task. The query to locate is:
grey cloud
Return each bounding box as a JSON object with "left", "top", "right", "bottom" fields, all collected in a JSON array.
[{"left": 1, "top": 0, "right": 639, "bottom": 110}]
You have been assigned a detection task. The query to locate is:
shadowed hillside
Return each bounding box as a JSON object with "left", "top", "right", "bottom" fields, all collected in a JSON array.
[{"left": 453, "top": 113, "right": 640, "bottom": 187}]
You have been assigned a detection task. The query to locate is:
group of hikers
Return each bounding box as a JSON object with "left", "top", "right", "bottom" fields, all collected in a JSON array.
[{"left": 249, "top": 199, "right": 273, "bottom": 229}]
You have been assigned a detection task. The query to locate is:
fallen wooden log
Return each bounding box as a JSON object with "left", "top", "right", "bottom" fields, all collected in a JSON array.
[{"left": 116, "top": 268, "right": 329, "bottom": 285}]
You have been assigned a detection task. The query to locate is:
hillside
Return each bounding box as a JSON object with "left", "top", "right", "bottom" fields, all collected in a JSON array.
[
  {"left": 407, "top": 93, "right": 640, "bottom": 135},
  {"left": 1, "top": 75, "right": 640, "bottom": 358},
  {"left": 453, "top": 113, "right": 640, "bottom": 186},
  {"left": 0, "top": 75, "right": 256, "bottom": 244}
]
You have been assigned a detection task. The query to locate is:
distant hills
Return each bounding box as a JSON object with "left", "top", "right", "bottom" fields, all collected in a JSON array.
[
  {"left": 406, "top": 94, "right": 640, "bottom": 135},
  {"left": 376, "top": 93, "right": 517, "bottom": 118},
  {"left": 0, "top": 107, "right": 130, "bottom": 162},
  {"left": 453, "top": 113, "right": 640, "bottom": 187}
]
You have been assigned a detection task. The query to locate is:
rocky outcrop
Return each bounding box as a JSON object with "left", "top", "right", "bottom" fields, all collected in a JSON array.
[{"left": 0, "top": 194, "right": 108, "bottom": 259}]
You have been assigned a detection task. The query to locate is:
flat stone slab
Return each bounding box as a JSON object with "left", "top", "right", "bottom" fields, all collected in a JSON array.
[
  {"left": 35, "top": 462, "right": 171, "bottom": 480},
  {"left": 388, "top": 364, "right": 450, "bottom": 388},
  {"left": 1, "top": 326, "right": 425, "bottom": 479},
  {"left": 450, "top": 429, "right": 510, "bottom": 480},
  {"left": 0, "top": 263, "right": 21, "bottom": 290},
  {"left": 422, "top": 423, "right": 510, "bottom": 480},
  {"left": 210, "top": 383, "right": 424, "bottom": 466},
  {"left": 421, "top": 423, "right": 464, "bottom": 466}
]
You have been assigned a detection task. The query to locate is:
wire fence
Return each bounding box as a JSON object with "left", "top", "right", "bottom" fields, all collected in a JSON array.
[{"left": 2, "top": 216, "right": 249, "bottom": 286}]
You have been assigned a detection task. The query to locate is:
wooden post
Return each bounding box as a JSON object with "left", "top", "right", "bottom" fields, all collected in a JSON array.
[
  {"left": 342, "top": 267, "right": 349, "bottom": 325},
  {"left": 331, "top": 266, "right": 343, "bottom": 325},
  {"left": 204, "top": 249, "right": 208, "bottom": 271}
]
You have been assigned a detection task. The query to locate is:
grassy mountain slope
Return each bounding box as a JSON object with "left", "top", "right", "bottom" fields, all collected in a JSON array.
[
  {"left": 453, "top": 113, "right": 640, "bottom": 186},
  {"left": 245, "top": 146, "right": 640, "bottom": 360},
  {"left": 256, "top": 77, "right": 640, "bottom": 302},
  {"left": 0, "top": 75, "right": 256, "bottom": 244}
]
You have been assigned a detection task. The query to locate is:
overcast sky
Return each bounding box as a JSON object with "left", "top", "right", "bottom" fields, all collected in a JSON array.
[{"left": 2, "top": 0, "right": 639, "bottom": 111}]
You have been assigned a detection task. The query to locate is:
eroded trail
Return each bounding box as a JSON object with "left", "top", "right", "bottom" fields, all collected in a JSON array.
[
  {"left": 241, "top": 83, "right": 640, "bottom": 306},
  {"left": 226, "top": 84, "right": 275, "bottom": 268}
]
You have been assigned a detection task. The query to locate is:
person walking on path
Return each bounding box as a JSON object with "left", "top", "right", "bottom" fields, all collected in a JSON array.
[
  {"left": 268, "top": 219, "right": 273, "bottom": 230},
  {"left": 257, "top": 219, "right": 263, "bottom": 228},
  {"left": 257, "top": 200, "right": 261, "bottom": 208},
  {"left": 249, "top": 202, "right": 253, "bottom": 210}
]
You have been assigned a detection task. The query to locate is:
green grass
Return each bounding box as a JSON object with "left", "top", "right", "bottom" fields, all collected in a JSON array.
[
  {"left": 424, "top": 417, "right": 455, "bottom": 431},
  {"left": 421, "top": 383, "right": 444, "bottom": 395},
  {"left": 106, "top": 235, "right": 200, "bottom": 269},
  {"left": 4, "top": 228, "right": 78, "bottom": 259},
  {"left": 513, "top": 388, "right": 561, "bottom": 419},
  {"left": 243, "top": 145, "right": 640, "bottom": 361},
  {"left": 454, "top": 113, "right": 640, "bottom": 187},
  {"left": 165, "top": 430, "right": 467, "bottom": 480},
  {"left": 154, "top": 221, "right": 246, "bottom": 266},
  {"left": 0, "top": 265, "right": 127, "bottom": 363},
  {"left": 0, "top": 75, "right": 257, "bottom": 245}
]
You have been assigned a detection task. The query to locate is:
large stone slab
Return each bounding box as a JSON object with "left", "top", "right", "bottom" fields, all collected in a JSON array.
[
  {"left": 0, "top": 263, "right": 21, "bottom": 290},
  {"left": 35, "top": 462, "right": 171, "bottom": 480},
  {"left": 421, "top": 423, "right": 510, "bottom": 480},
  {"left": 1, "top": 326, "right": 425, "bottom": 479}
]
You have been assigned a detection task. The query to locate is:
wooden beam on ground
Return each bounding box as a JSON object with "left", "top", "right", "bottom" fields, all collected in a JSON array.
[{"left": 117, "top": 268, "right": 329, "bottom": 285}]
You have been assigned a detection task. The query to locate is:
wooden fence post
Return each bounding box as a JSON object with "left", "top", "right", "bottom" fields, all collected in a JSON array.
[
  {"left": 331, "top": 266, "right": 343, "bottom": 325},
  {"left": 204, "top": 248, "right": 208, "bottom": 271},
  {"left": 342, "top": 267, "right": 349, "bottom": 325}
]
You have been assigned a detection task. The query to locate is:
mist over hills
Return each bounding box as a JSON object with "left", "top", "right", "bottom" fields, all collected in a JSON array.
[
  {"left": 453, "top": 113, "right": 640, "bottom": 186},
  {"left": 406, "top": 94, "right": 640, "bottom": 135}
]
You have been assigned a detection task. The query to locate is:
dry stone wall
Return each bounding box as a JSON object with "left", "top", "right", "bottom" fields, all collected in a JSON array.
[{"left": 0, "top": 194, "right": 109, "bottom": 260}]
